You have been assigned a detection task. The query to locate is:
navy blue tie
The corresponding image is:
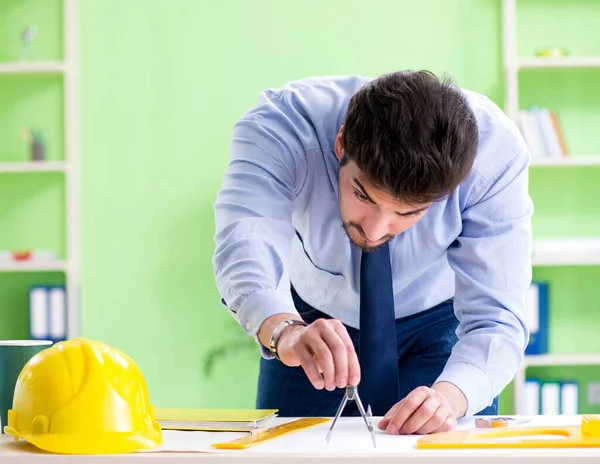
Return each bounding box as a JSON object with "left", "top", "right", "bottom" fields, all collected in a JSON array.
[{"left": 359, "top": 242, "right": 400, "bottom": 416}]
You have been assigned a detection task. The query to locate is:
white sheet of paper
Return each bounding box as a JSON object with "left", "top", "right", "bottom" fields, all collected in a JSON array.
[
  {"left": 145, "top": 415, "right": 584, "bottom": 454},
  {"left": 147, "top": 417, "right": 414, "bottom": 454}
]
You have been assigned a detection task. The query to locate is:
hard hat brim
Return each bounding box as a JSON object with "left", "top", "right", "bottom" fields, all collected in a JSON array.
[{"left": 4, "top": 426, "right": 162, "bottom": 455}]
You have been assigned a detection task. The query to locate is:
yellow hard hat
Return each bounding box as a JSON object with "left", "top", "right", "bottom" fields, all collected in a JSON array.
[{"left": 4, "top": 338, "right": 162, "bottom": 454}]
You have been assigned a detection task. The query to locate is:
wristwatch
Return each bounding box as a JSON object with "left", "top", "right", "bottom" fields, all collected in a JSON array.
[{"left": 269, "top": 320, "right": 307, "bottom": 360}]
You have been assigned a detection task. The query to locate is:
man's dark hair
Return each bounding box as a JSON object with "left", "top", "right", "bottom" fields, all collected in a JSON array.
[{"left": 341, "top": 70, "right": 479, "bottom": 205}]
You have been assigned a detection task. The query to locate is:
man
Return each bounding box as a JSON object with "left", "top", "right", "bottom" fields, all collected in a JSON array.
[{"left": 212, "top": 70, "right": 532, "bottom": 436}]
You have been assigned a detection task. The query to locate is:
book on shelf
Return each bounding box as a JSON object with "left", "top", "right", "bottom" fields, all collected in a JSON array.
[
  {"left": 518, "top": 107, "right": 568, "bottom": 159},
  {"left": 541, "top": 381, "right": 561, "bottom": 415},
  {"left": 524, "top": 378, "right": 541, "bottom": 415},
  {"left": 525, "top": 281, "right": 549, "bottom": 356},
  {"left": 153, "top": 408, "right": 278, "bottom": 432},
  {"left": 560, "top": 381, "right": 579, "bottom": 415}
]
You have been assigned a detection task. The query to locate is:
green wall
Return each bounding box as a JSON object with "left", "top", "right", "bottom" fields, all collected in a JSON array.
[
  {"left": 79, "top": 0, "right": 505, "bottom": 410},
  {"left": 1, "top": 0, "right": 599, "bottom": 415}
]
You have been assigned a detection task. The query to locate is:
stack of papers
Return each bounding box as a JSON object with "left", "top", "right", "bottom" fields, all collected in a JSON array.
[{"left": 153, "top": 408, "right": 278, "bottom": 432}]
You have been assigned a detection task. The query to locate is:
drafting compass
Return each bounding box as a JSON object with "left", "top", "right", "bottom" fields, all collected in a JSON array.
[{"left": 326, "top": 385, "right": 376, "bottom": 448}]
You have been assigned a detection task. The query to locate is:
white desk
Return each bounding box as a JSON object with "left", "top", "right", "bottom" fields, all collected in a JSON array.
[{"left": 2, "top": 415, "right": 600, "bottom": 463}]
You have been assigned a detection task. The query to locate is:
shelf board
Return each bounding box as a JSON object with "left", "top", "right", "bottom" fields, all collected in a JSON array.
[
  {"left": 524, "top": 354, "right": 600, "bottom": 367},
  {"left": 532, "top": 237, "right": 600, "bottom": 266},
  {"left": 0, "top": 260, "right": 68, "bottom": 272},
  {"left": 531, "top": 155, "right": 600, "bottom": 167},
  {"left": 518, "top": 57, "right": 600, "bottom": 69},
  {"left": 0, "top": 161, "right": 67, "bottom": 173},
  {"left": 0, "top": 61, "right": 68, "bottom": 75}
]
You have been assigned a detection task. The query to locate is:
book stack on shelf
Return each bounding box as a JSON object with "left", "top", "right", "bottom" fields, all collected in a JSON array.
[
  {"left": 503, "top": 0, "right": 600, "bottom": 415},
  {"left": 518, "top": 107, "right": 568, "bottom": 160}
]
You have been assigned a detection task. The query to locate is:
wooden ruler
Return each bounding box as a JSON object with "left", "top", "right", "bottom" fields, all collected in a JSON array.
[{"left": 211, "top": 417, "right": 331, "bottom": 449}]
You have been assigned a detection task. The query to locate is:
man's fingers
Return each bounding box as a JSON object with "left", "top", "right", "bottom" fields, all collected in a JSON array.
[
  {"left": 386, "top": 387, "right": 429, "bottom": 434},
  {"left": 332, "top": 321, "right": 361, "bottom": 386},
  {"left": 297, "top": 319, "right": 361, "bottom": 392},
  {"left": 378, "top": 399, "right": 404, "bottom": 430},
  {"left": 305, "top": 330, "right": 336, "bottom": 391},
  {"left": 400, "top": 397, "right": 444, "bottom": 435},
  {"left": 430, "top": 415, "right": 457, "bottom": 434},
  {"left": 296, "top": 344, "right": 324, "bottom": 389},
  {"left": 319, "top": 326, "right": 349, "bottom": 390}
]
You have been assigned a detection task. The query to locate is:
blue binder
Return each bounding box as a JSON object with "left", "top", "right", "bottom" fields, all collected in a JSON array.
[{"left": 525, "top": 281, "right": 549, "bottom": 355}]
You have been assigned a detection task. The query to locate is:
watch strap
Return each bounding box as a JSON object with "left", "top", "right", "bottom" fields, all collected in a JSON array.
[{"left": 269, "top": 319, "right": 307, "bottom": 360}]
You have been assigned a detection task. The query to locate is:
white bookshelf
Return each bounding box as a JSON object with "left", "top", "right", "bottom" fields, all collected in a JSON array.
[
  {"left": 502, "top": 0, "right": 600, "bottom": 415},
  {"left": 0, "top": 261, "right": 68, "bottom": 273},
  {"left": 531, "top": 155, "right": 600, "bottom": 167},
  {"left": 0, "top": 161, "right": 67, "bottom": 173},
  {"left": 0, "top": 0, "right": 81, "bottom": 340},
  {"left": 532, "top": 237, "right": 600, "bottom": 266},
  {"left": 0, "top": 61, "right": 68, "bottom": 75},
  {"left": 517, "top": 57, "right": 600, "bottom": 70},
  {"left": 525, "top": 354, "right": 600, "bottom": 367}
]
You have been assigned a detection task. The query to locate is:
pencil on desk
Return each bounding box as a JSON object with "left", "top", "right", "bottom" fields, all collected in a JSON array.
[{"left": 250, "top": 416, "right": 277, "bottom": 436}]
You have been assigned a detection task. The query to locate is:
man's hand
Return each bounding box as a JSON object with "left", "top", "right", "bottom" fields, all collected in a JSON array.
[
  {"left": 377, "top": 382, "right": 467, "bottom": 435},
  {"left": 261, "top": 315, "right": 361, "bottom": 391}
]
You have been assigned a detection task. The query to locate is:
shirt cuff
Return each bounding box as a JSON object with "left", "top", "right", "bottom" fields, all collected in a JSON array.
[
  {"left": 235, "top": 288, "right": 300, "bottom": 359},
  {"left": 435, "top": 361, "right": 493, "bottom": 417}
]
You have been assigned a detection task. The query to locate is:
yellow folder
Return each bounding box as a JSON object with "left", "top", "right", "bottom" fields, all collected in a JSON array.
[{"left": 154, "top": 408, "right": 278, "bottom": 432}]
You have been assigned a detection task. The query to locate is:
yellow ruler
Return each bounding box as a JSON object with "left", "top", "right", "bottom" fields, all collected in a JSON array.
[
  {"left": 417, "top": 415, "right": 600, "bottom": 449},
  {"left": 211, "top": 417, "right": 331, "bottom": 449}
]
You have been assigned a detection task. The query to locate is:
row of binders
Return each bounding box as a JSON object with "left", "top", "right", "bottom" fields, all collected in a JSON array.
[
  {"left": 518, "top": 107, "right": 568, "bottom": 159},
  {"left": 29, "top": 285, "right": 67, "bottom": 343},
  {"left": 524, "top": 379, "right": 578, "bottom": 415},
  {"left": 524, "top": 281, "right": 579, "bottom": 415}
]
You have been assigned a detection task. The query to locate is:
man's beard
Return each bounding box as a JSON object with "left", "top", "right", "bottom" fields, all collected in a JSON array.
[{"left": 341, "top": 221, "right": 393, "bottom": 253}]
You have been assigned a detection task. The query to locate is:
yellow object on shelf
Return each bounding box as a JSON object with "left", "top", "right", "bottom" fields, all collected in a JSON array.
[
  {"left": 417, "top": 415, "right": 600, "bottom": 449},
  {"left": 535, "top": 47, "right": 569, "bottom": 58},
  {"left": 154, "top": 408, "right": 278, "bottom": 432},
  {"left": 211, "top": 417, "right": 331, "bottom": 449}
]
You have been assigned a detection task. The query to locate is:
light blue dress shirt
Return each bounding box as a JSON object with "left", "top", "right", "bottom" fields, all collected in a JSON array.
[{"left": 213, "top": 75, "right": 533, "bottom": 417}]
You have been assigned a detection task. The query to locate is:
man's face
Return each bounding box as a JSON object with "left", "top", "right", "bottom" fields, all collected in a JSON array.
[{"left": 335, "top": 133, "right": 430, "bottom": 252}]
